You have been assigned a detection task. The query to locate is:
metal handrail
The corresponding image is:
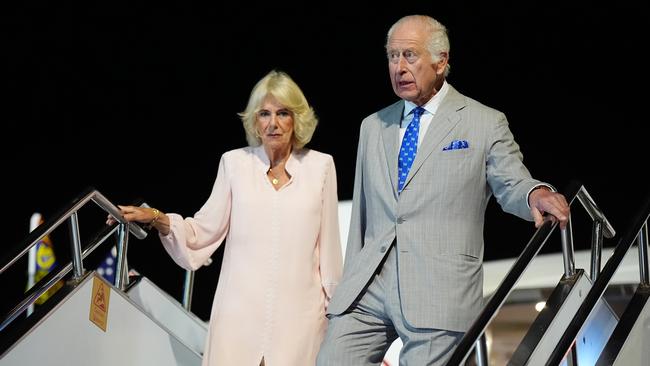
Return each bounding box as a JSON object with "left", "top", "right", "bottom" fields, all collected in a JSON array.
[
  {"left": 446, "top": 219, "right": 556, "bottom": 365},
  {"left": 446, "top": 181, "right": 615, "bottom": 365},
  {"left": 1, "top": 187, "right": 147, "bottom": 274},
  {"left": 0, "top": 188, "right": 148, "bottom": 331},
  {"left": 546, "top": 192, "right": 650, "bottom": 365},
  {"left": 1, "top": 223, "right": 125, "bottom": 331}
]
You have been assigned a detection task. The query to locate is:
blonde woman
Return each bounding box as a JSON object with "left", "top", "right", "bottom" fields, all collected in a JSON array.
[{"left": 113, "top": 70, "right": 342, "bottom": 365}]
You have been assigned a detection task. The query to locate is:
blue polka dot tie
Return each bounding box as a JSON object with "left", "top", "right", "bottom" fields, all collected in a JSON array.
[{"left": 398, "top": 107, "right": 424, "bottom": 193}]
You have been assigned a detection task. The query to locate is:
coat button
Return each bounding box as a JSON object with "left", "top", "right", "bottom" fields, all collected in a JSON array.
[
  {"left": 380, "top": 246, "right": 387, "bottom": 253},
  {"left": 397, "top": 217, "right": 405, "bottom": 224}
]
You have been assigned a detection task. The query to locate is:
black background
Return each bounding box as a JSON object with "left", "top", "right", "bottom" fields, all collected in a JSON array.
[{"left": 3, "top": 1, "right": 648, "bottom": 321}]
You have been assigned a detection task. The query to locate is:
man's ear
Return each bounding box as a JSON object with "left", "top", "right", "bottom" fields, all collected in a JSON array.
[{"left": 436, "top": 52, "right": 449, "bottom": 75}]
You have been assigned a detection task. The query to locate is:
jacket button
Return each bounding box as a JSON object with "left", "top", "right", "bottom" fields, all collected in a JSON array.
[
  {"left": 380, "top": 246, "right": 387, "bottom": 253},
  {"left": 397, "top": 217, "right": 405, "bottom": 224}
]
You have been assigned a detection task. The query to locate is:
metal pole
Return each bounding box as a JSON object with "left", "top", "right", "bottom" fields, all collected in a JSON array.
[
  {"left": 590, "top": 220, "right": 603, "bottom": 281},
  {"left": 474, "top": 333, "right": 488, "bottom": 366},
  {"left": 182, "top": 270, "right": 195, "bottom": 311},
  {"left": 638, "top": 222, "right": 649, "bottom": 285},
  {"left": 114, "top": 222, "right": 130, "bottom": 290},
  {"left": 560, "top": 217, "right": 576, "bottom": 278},
  {"left": 68, "top": 212, "right": 84, "bottom": 279},
  {"left": 576, "top": 186, "right": 615, "bottom": 238}
]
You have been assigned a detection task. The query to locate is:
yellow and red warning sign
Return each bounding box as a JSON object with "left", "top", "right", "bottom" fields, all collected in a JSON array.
[{"left": 89, "top": 276, "right": 111, "bottom": 331}]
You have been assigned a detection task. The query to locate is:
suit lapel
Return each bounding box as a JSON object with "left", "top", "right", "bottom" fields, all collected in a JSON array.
[
  {"left": 403, "top": 86, "right": 466, "bottom": 189},
  {"left": 380, "top": 102, "right": 405, "bottom": 197}
]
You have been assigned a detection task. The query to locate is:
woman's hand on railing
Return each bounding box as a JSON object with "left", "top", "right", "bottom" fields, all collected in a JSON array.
[
  {"left": 529, "top": 187, "right": 571, "bottom": 229},
  {"left": 106, "top": 205, "right": 171, "bottom": 235}
]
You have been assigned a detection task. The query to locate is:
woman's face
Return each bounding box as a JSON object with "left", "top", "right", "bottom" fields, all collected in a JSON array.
[{"left": 256, "top": 95, "right": 294, "bottom": 151}]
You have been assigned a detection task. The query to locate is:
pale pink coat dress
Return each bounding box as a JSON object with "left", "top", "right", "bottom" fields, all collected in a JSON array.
[{"left": 159, "top": 146, "right": 343, "bottom": 366}]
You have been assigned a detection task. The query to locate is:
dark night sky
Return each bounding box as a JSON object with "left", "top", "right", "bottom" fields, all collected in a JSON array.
[{"left": 3, "top": 1, "right": 648, "bottom": 320}]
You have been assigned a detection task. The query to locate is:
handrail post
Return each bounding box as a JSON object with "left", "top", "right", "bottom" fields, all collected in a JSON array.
[
  {"left": 114, "top": 222, "right": 130, "bottom": 290},
  {"left": 474, "top": 333, "right": 488, "bottom": 366},
  {"left": 576, "top": 186, "right": 615, "bottom": 238},
  {"left": 560, "top": 216, "right": 576, "bottom": 278},
  {"left": 182, "top": 270, "right": 195, "bottom": 311},
  {"left": 638, "top": 222, "right": 649, "bottom": 285},
  {"left": 68, "top": 212, "right": 84, "bottom": 280},
  {"left": 590, "top": 220, "right": 604, "bottom": 281}
]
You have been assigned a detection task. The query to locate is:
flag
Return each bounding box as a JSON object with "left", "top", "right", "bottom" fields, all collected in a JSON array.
[
  {"left": 96, "top": 246, "right": 118, "bottom": 285},
  {"left": 32, "top": 235, "right": 64, "bottom": 304},
  {"left": 27, "top": 213, "right": 63, "bottom": 306}
]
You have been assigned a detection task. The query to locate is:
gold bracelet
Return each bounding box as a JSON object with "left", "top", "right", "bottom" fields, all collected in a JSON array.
[{"left": 148, "top": 208, "right": 160, "bottom": 229}]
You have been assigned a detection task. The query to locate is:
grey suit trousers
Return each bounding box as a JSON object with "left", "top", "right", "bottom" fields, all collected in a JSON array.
[{"left": 317, "top": 243, "right": 463, "bottom": 366}]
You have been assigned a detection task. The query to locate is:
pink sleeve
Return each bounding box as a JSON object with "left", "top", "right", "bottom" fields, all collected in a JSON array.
[
  {"left": 159, "top": 155, "right": 231, "bottom": 271},
  {"left": 319, "top": 156, "right": 343, "bottom": 301}
]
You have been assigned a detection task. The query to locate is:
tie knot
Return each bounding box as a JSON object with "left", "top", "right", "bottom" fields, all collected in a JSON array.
[{"left": 413, "top": 106, "right": 425, "bottom": 119}]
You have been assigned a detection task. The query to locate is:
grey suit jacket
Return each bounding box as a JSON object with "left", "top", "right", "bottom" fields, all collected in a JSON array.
[{"left": 327, "top": 85, "right": 543, "bottom": 332}]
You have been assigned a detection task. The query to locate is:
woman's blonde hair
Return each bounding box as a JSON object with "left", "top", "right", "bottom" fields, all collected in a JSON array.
[{"left": 239, "top": 70, "right": 318, "bottom": 149}]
